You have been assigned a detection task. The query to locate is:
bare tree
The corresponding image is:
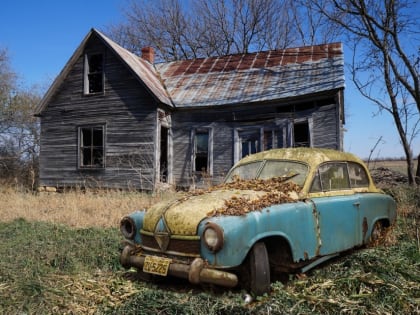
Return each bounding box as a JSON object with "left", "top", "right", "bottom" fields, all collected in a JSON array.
[
  {"left": 291, "top": 0, "right": 342, "bottom": 46},
  {"left": 0, "top": 48, "right": 40, "bottom": 189},
  {"left": 108, "top": 0, "right": 338, "bottom": 62},
  {"left": 312, "top": 0, "right": 420, "bottom": 185},
  {"left": 194, "top": 0, "right": 293, "bottom": 54},
  {"left": 108, "top": 0, "right": 200, "bottom": 61}
]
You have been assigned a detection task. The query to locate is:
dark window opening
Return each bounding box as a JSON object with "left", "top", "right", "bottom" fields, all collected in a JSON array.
[
  {"left": 86, "top": 54, "right": 103, "bottom": 94},
  {"left": 160, "top": 126, "right": 168, "bottom": 182},
  {"left": 239, "top": 130, "right": 260, "bottom": 158},
  {"left": 79, "top": 126, "right": 104, "bottom": 168},
  {"left": 194, "top": 131, "right": 209, "bottom": 172},
  {"left": 241, "top": 140, "right": 258, "bottom": 157},
  {"left": 263, "top": 130, "right": 274, "bottom": 150},
  {"left": 294, "top": 121, "right": 310, "bottom": 147}
]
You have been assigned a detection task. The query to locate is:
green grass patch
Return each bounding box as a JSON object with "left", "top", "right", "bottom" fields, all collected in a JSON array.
[
  {"left": 0, "top": 218, "right": 122, "bottom": 314},
  {"left": 0, "top": 186, "right": 419, "bottom": 314}
]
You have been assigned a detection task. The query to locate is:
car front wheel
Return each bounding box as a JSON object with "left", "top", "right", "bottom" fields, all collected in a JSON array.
[{"left": 249, "top": 242, "right": 271, "bottom": 295}]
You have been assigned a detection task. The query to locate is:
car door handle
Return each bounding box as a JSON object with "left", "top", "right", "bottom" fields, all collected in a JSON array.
[{"left": 353, "top": 202, "right": 360, "bottom": 207}]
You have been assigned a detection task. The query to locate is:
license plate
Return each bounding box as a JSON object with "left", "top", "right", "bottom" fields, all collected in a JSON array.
[{"left": 143, "top": 256, "right": 172, "bottom": 276}]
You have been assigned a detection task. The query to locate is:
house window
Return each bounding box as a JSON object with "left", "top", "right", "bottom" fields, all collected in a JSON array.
[
  {"left": 293, "top": 120, "right": 310, "bottom": 147},
  {"left": 79, "top": 126, "right": 105, "bottom": 168},
  {"left": 84, "top": 53, "right": 104, "bottom": 94},
  {"left": 234, "top": 128, "right": 277, "bottom": 163},
  {"left": 239, "top": 129, "right": 260, "bottom": 158},
  {"left": 194, "top": 131, "right": 209, "bottom": 172},
  {"left": 263, "top": 130, "right": 274, "bottom": 150}
]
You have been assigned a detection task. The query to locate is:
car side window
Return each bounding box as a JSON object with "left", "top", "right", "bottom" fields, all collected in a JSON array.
[
  {"left": 348, "top": 162, "right": 369, "bottom": 187},
  {"left": 311, "top": 162, "right": 350, "bottom": 192}
]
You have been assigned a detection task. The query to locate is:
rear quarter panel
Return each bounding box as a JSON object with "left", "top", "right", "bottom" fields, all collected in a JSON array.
[{"left": 358, "top": 193, "right": 397, "bottom": 243}]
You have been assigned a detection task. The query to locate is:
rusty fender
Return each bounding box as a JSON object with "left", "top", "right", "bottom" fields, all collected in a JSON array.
[{"left": 120, "top": 245, "right": 238, "bottom": 288}]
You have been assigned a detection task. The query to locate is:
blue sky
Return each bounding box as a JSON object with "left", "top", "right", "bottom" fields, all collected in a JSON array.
[{"left": 1, "top": 0, "right": 418, "bottom": 159}]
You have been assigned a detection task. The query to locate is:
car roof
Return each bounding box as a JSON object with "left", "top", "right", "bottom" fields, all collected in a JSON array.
[{"left": 235, "top": 148, "right": 365, "bottom": 168}]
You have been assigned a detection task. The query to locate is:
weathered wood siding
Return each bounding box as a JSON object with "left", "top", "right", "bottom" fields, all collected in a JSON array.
[
  {"left": 171, "top": 96, "right": 342, "bottom": 188},
  {"left": 312, "top": 104, "right": 340, "bottom": 149},
  {"left": 39, "top": 36, "right": 158, "bottom": 190},
  {"left": 172, "top": 108, "right": 234, "bottom": 188}
]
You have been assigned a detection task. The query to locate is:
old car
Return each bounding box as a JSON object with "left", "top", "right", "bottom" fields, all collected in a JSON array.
[{"left": 119, "top": 148, "right": 397, "bottom": 295}]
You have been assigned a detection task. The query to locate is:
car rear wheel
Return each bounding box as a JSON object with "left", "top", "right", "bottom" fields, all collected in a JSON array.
[{"left": 249, "top": 242, "right": 271, "bottom": 296}]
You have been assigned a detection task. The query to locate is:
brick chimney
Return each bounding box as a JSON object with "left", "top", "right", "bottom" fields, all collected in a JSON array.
[{"left": 141, "top": 47, "right": 155, "bottom": 64}]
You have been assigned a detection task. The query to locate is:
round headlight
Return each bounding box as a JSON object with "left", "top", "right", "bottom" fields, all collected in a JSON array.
[
  {"left": 120, "top": 216, "right": 136, "bottom": 240},
  {"left": 203, "top": 222, "right": 224, "bottom": 252}
]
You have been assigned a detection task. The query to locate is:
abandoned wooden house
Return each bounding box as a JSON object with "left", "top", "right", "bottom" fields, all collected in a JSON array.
[{"left": 35, "top": 28, "right": 345, "bottom": 191}]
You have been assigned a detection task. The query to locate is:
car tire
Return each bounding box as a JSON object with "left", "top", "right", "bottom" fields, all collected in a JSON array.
[{"left": 249, "top": 242, "right": 271, "bottom": 296}]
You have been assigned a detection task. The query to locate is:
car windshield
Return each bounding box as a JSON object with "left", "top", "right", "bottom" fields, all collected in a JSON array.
[
  {"left": 225, "top": 160, "right": 309, "bottom": 186},
  {"left": 225, "top": 161, "right": 264, "bottom": 181}
]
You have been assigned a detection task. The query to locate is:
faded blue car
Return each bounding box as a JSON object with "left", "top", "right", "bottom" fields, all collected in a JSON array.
[{"left": 120, "top": 148, "right": 397, "bottom": 295}]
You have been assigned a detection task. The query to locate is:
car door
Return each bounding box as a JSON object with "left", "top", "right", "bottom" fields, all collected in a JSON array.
[{"left": 309, "top": 162, "right": 361, "bottom": 255}]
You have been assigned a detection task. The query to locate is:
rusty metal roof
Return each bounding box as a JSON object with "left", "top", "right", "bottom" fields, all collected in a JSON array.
[
  {"left": 99, "top": 29, "right": 345, "bottom": 108},
  {"left": 36, "top": 29, "right": 344, "bottom": 114},
  {"left": 157, "top": 43, "right": 344, "bottom": 107}
]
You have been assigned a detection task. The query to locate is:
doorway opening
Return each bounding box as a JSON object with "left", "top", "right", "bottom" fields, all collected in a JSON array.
[
  {"left": 160, "top": 126, "right": 168, "bottom": 182},
  {"left": 294, "top": 121, "right": 310, "bottom": 147}
]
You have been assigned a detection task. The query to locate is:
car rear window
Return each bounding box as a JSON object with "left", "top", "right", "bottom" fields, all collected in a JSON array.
[
  {"left": 348, "top": 162, "right": 370, "bottom": 187},
  {"left": 311, "top": 161, "right": 369, "bottom": 192}
]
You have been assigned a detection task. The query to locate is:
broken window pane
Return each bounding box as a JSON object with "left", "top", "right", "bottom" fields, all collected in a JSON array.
[
  {"left": 86, "top": 53, "right": 103, "bottom": 93},
  {"left": 195, "top": 131, "right": 209, "bottom": 172},
  {"left": 79, "top": 126, "right": 105, "bottom": 168},
  {"left": 239, "top": 129, "right": 260, "bottom": 158}
]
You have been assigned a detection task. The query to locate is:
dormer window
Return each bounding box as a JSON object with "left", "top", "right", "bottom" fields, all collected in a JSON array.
[{"left": 84, "top": 53, "right": 104, "bottom": 94}]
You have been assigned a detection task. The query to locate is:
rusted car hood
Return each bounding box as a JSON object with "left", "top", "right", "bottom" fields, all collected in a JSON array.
[{"left": 143, "top": 189, "right": 267, "bottom": 235}]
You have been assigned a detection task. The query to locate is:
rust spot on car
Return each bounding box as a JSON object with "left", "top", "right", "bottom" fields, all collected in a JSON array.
[
  {"left": 309, "top": 199, "right": 322, "bottom": 256},
  {"left": 362, "top": 217, "right": 368, "bottom": 241}
]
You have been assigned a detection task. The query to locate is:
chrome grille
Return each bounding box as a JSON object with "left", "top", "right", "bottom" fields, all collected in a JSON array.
[{"left": 141, "top": 234, "right": 200, "bottom": 256}]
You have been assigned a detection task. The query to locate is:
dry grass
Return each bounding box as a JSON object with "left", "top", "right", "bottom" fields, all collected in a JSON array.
[{"left": 0, "top": 187, "right": 173, "bottom": 228}]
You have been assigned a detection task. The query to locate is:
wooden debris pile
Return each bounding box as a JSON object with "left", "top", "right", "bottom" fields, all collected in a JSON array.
[
  {"left": 206, "top": 177, "right": 302, "bottom": 217},
  {"left": 370, "top": 167, "right": 408, "bottom": 188}
]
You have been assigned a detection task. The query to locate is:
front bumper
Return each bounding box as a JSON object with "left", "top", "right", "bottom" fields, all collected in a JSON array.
[{"left": 120, "top": 244, "right": 238, "bottom": 288}]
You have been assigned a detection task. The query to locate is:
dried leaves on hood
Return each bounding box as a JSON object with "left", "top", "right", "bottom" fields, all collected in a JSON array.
[{"left": 206, "top": 176, "right": 301, "bottom": 217}]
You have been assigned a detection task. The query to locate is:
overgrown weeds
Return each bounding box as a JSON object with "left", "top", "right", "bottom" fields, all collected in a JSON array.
[
  {"left": 0, "top": 185, "right": 419, "bottom": 314},
  {"left": 0, "top": 188, "right": 172, "bottom": 228}
]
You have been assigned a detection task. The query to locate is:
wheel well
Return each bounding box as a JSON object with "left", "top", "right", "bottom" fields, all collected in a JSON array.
[
  {"left": 259, "top": 236, "right": 295, "bottom": 273},
  {"left": 376, "top": 218, "right": 391, "bottom": 228},
  {"left": 379, "top": 219, "right": 390, "bottom": 227}
]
